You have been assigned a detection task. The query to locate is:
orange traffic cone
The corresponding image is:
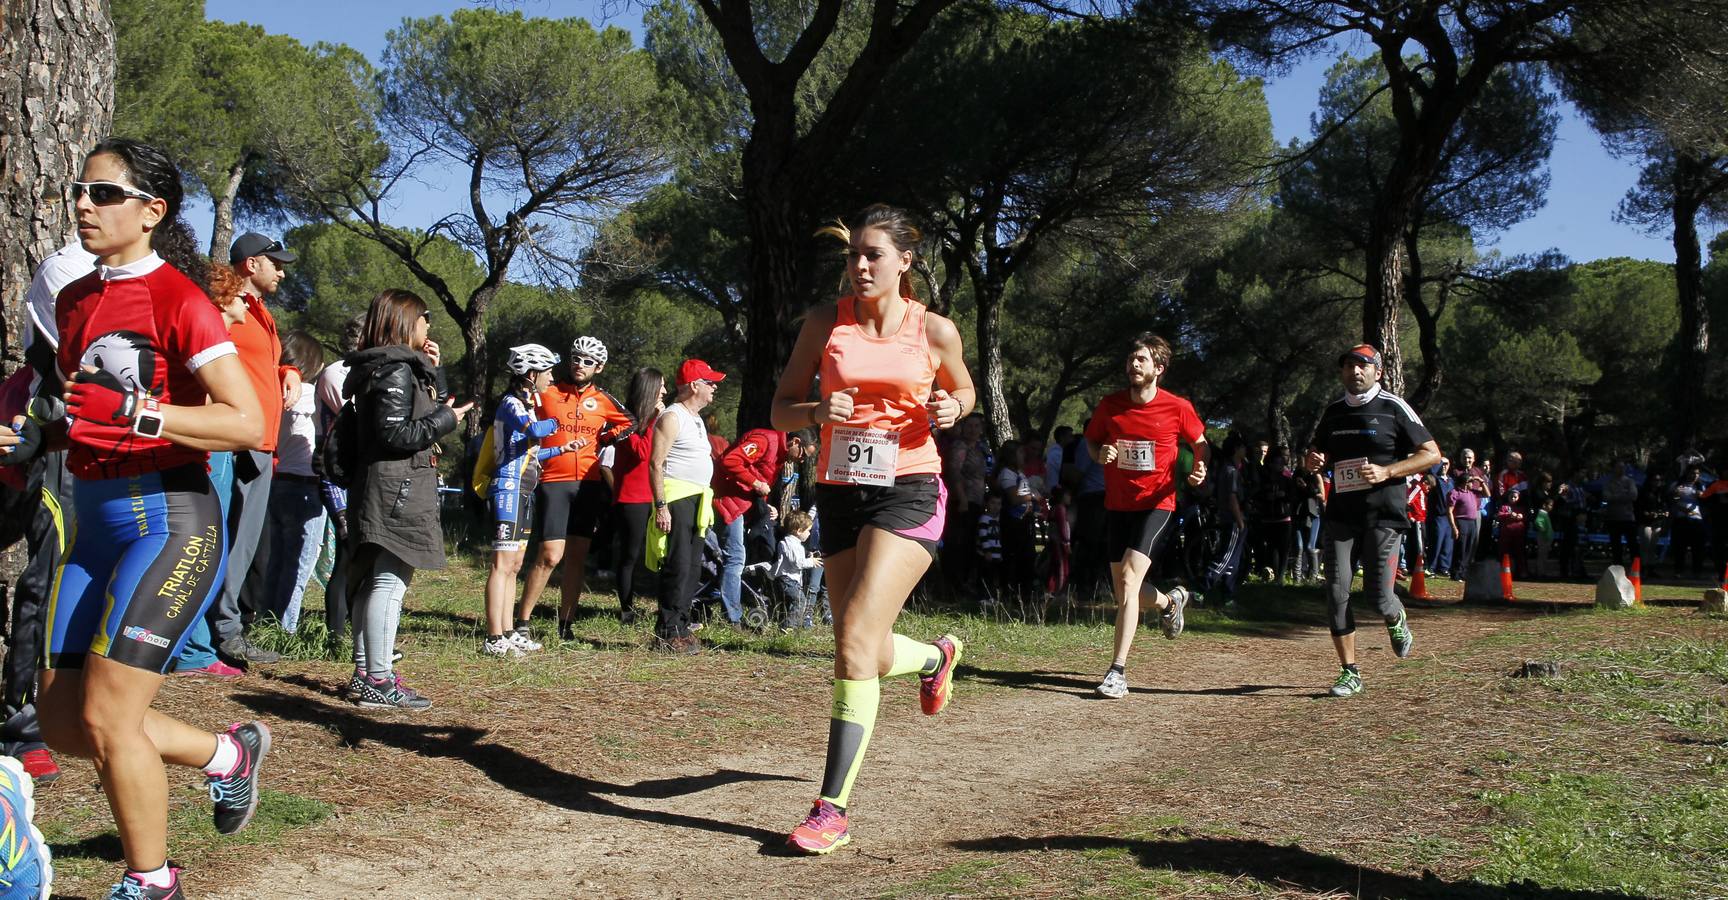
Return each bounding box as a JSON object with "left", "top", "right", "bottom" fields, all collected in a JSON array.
[
  {"left": 1719, "top": 562, "right": 1727, "bottom": 592},
  {"left": 1629, "top": 556, "right": 1644, "bottom": 606},
  {"left": 1410, "top": 553, "right": 1433, "bottom": 601},
  {"left": 1500, "top": 553, "right": 1516, "bottom": 602}
]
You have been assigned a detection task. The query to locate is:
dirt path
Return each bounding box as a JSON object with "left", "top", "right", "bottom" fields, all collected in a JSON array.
[{"left": 216, "top": 611, "right": 1506, "bottom": 900}]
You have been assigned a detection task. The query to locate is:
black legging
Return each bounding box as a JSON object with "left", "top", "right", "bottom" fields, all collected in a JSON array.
[
  {"left": 614, "top": 501, "right": 651, "bottom": 617},
  {"left": 656, "top": 495, "right": 702, "bottom": 639}
]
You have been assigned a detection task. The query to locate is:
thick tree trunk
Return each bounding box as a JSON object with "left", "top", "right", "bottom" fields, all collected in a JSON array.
[
  {"left": 208, "top": 159, "right": 246, "bottom": 261},
  {"left": 1, "top": 0, "right": 113, "bottom": 368},
  {"left": 739, "top": 185, "right": 809, "bottom": 432},
  {"left": 460, "top": 283, "right": 497, "bottom": 439},
  {"left": 0, "top": 0, "right": 113, "bottom": 576},
  {"left": 974, "top": 274, "right": 1013, "bottom": 447},
  {"left": 1671, "top": 156, "right": 1708, "bottom": 452},
  {"left": 1362, "top": 225, "right": 1406, "bottom": 396},
  {"left": 1403, "top": 225, "right": 1443, "bottom": 412},
  {"left": 1265, "top": 369, "right": 1290, "bottom": 450}
]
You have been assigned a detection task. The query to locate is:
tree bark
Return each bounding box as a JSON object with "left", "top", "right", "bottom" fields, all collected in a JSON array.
[
  {"left": 974, "top": 272, "right": 1013, "bottom": 446},
  {"left": 1, "top": 0, "right": 114, "bottom": 368},
  {"left": 208, "top": 158, "right": 246, "bottom": 261},
  {"left": 0, "top": 0, "right": 113, "bottom": 572},
  {"left": 1362, "top": 220, "right": 1406, "bottom": 396},
  {"left": 1403, "top": 223, "right": 1444, "bottom": 412},
  {"left": 738, "top": 166, "right": 810, "bottom": 432},
  {"left": 1670, "top": 153, "right": 1708, "bottom": 452}
]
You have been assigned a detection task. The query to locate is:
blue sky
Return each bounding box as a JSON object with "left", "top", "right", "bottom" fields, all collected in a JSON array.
[{"left": 198, "top": 0, "right": 1706, "bottom": 266}]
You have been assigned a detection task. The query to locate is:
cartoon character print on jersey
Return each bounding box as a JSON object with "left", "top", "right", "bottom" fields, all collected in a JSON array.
[
  {"left": 80, "top": 330, "right": 158, "bottom": 394},
  {"left": 75, "top": 330, "right": 180, "bottom": 480}
]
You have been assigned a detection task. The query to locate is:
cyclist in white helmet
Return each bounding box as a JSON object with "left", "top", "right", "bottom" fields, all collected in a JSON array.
[
  {"left": 482, "top": 343, "right": 576, "bottom": 657},
  {"left": 516, "top": 335, "right": 636, "bottom": 641}
]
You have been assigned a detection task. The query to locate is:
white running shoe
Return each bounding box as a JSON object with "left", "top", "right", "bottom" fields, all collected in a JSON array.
[
  {"left": 508, "top": 630, "right": 543, "bottom": 653},
  {"left": 1096, "top": 669, "right": 1129, "bottom": 699},
  {"left": 482, "top": 637, "right": 524, "bottom": 658}
]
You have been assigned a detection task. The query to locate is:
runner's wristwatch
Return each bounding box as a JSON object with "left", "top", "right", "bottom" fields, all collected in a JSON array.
[{"left": 132, "top": 395, "right": 164, "bottom": 438}]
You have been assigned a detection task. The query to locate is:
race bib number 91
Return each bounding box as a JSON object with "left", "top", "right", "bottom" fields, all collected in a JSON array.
[
  {"left": 1116, "top": 439, "right": 1156, "bottom": 472},
  {"left": 1333, "top": 457, "right": 1373, "bottom": 493},
  {"left": 826, "top": 426, "right": 899, "bottom": 486}
]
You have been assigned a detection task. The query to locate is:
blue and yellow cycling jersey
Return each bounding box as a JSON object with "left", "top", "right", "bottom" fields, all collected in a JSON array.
[{"left": 490, "top": 392, "right": 561, "bottom": 488}]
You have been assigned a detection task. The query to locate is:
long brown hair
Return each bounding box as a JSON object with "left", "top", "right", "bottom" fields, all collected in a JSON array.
[
  {"left": 816, "top": 203, "right": 924, "bottom": 301},
  {"left": 280, "top": 329, "right": 326, "bottom": 381},
  {"left": 361, "top": 289, "right": 428, "bottom": 350}
]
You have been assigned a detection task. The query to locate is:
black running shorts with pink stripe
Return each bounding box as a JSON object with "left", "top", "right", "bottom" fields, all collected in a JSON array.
[{"left": 815, "top": 475, "right": 947, "bottom": 557}]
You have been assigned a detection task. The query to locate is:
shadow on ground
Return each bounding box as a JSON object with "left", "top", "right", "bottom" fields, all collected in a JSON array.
[
  {"left": 961, "top": 666, "right": 1317, "bottom": 699},
  {"left": 234, "top": 690, "right": 797, "bottom": 845},
  {"left": 948, "top": 834, "right": 1644, "bottom": 899}
]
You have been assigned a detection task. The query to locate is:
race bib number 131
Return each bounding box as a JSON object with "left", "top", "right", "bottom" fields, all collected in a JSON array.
[
  {"left": 825, "top": 426, "right": 899, "bottom": 486},
  {"left": 1116, "top": 439, "right": 1156, "bottom": 472}
]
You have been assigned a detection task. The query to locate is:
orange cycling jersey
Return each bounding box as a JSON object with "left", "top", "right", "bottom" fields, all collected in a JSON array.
[
  {"left": 535, "top": 381, "right": 635, "bottom": 482},
  {"left": 817, "top": 296, "right": 941, "bottom": 484}
]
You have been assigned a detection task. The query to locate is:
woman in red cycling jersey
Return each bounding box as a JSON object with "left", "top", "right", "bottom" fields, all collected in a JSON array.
[
  {"left": 771, "top": 204, "right": 975, "bottom": 854},
  {"left": 0, "top": 138, "right": 270, "bottom": 900}
]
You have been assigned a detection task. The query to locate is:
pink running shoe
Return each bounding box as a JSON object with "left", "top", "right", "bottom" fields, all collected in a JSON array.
[
  {"left": 919, "top": 634, "right": 963, "bottom": 716},
  {"left": 787, "top": 798, "right": 849, "bottom": 855}
]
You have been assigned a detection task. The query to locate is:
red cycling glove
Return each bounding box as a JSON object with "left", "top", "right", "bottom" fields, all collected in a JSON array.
[{"left": 66, "top": 369, "right": 141, "bottom": 428}]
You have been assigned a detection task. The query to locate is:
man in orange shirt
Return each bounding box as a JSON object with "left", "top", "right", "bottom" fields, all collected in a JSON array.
[
  {"left": 516, "top": 336, "right": 636, "bottom": 642},
  {"left": 179, "top": 233, "right": 300, "bottom": 672}
]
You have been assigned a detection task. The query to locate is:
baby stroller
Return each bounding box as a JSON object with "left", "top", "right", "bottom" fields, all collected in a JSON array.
[{"left": 693, "top": 505, "right": 781, "bottom": 630}]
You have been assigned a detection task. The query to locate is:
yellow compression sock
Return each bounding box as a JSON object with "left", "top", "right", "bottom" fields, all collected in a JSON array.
[
  {"left": 885, "top": 633, "right": 941, "bottom": 678},
  {"left": 817, "top": 678, "right": 880, "bottom": 809}
]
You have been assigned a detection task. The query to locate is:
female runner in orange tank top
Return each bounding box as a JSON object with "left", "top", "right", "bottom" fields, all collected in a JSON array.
[{"left": 771, "top": 204, "right": 976, "bottom": 854}]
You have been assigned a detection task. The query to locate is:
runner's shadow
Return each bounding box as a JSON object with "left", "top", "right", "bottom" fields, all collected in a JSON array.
[
  {"left": 961, "top": 666, "right": 1096, "bottom": 698},
  {"left": 949, "top": 834, "right": 1643, "bottom": 899},
  {"left": 963, "top": 667, "right": 1307, "bottom": 699},
  {"left": 233, "top": 691, "right": 796, "bottom": 845}
]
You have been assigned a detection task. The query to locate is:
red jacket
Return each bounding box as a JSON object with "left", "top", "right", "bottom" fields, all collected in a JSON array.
[{"left": 713, "top": 428, "right": 785, "bottom": 525}]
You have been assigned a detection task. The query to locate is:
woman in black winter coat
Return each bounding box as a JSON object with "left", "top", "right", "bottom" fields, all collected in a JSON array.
[{"left": 343, "top": 289, "right": 472, "bottom": 710}]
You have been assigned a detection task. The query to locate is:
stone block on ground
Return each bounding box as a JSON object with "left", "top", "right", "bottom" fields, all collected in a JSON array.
[
  {"left": 1464, "top": 559, "right": 1502, "bottom": 602},
  {"left": 1595, "top": 566, "right": 1635, "bottom": 609},
  {"left": 1703, "top": 588, "right": 1728, "bottom": 615}
]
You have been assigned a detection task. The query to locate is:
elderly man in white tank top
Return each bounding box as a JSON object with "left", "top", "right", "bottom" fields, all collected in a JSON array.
[{"left": 648, "top": 359, "right": 725, "bottom": 652}]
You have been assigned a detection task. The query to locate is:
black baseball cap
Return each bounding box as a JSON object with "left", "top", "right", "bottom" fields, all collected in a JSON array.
[{"left": 229, "top": 232, "right": 297, "bottom": 266}]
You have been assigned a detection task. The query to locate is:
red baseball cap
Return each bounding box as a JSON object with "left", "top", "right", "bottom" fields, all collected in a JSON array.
[
  {"left": 1338, "top": 344, "right": 1382, "bottom": 367},
  {"left": 678, "top": 359, "right": 726, "bottom": 386}
]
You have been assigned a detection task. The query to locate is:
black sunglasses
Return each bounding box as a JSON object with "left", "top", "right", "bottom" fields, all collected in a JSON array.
[
  {"left": 72, "top": 180, "right": 157, "bottom": 206},
  {"left": 419, "top": 310, "right": 432, "bottom": 321}
]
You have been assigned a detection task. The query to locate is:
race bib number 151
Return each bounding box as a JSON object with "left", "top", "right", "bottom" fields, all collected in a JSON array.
[{"left": 1333, "top": 457, "right": 1373, "bottom": 493}]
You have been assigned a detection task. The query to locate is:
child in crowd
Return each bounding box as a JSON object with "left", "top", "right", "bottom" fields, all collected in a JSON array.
[
  {"left": 976, "top": 493, "right": 1005, "bottom": 608},
  {"left": 1533, "top": 498, "right": 1555, "bottom": 579},
  {"left": 773, "top": 510, "right": 823, "bottom": 629},
  {"left": 1497, "top": 487, "right": 1529, "bottom": 579}
]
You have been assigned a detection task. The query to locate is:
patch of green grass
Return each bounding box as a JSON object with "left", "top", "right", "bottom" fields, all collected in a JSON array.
[
  {"left": 1477, "top": 771, "right": 1728, "bottom": 899},
  {"left": 879, "top": 858, "right": 1027, "bottom": 898},
  {"left": 44, "top": 789, "right": 333, "bottom": 890},
  {"left": 1534, "top": 639, "right": 1728, "bottom": 742}
]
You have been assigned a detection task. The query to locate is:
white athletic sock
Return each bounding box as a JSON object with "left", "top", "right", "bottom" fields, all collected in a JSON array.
[
  {"left": 130, "top": 864, "right": 174, "bottom": 888},
  {"left": 203, "top": 732, "right": 239, "bottom": 777}
]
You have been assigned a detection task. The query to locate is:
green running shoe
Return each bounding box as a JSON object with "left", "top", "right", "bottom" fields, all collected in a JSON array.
[
  {"left": 1329, "top": 667, "right": 1363, "bottom": 698},
  {"left": 1387, "top": 612, "right": 1414, "bottom": 659}
]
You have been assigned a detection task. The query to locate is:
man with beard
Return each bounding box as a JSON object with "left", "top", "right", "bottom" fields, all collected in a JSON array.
[
  {"left": 1082, "top": 334, "right": 1208, "bottom": 699},
  {"left": 515, "top": 336, "right": 636, "bottom": 642}
]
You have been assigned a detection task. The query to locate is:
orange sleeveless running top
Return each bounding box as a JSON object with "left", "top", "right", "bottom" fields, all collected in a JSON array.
[{"left": 817, "top": 296, "right": 941, "bottom": 484}]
